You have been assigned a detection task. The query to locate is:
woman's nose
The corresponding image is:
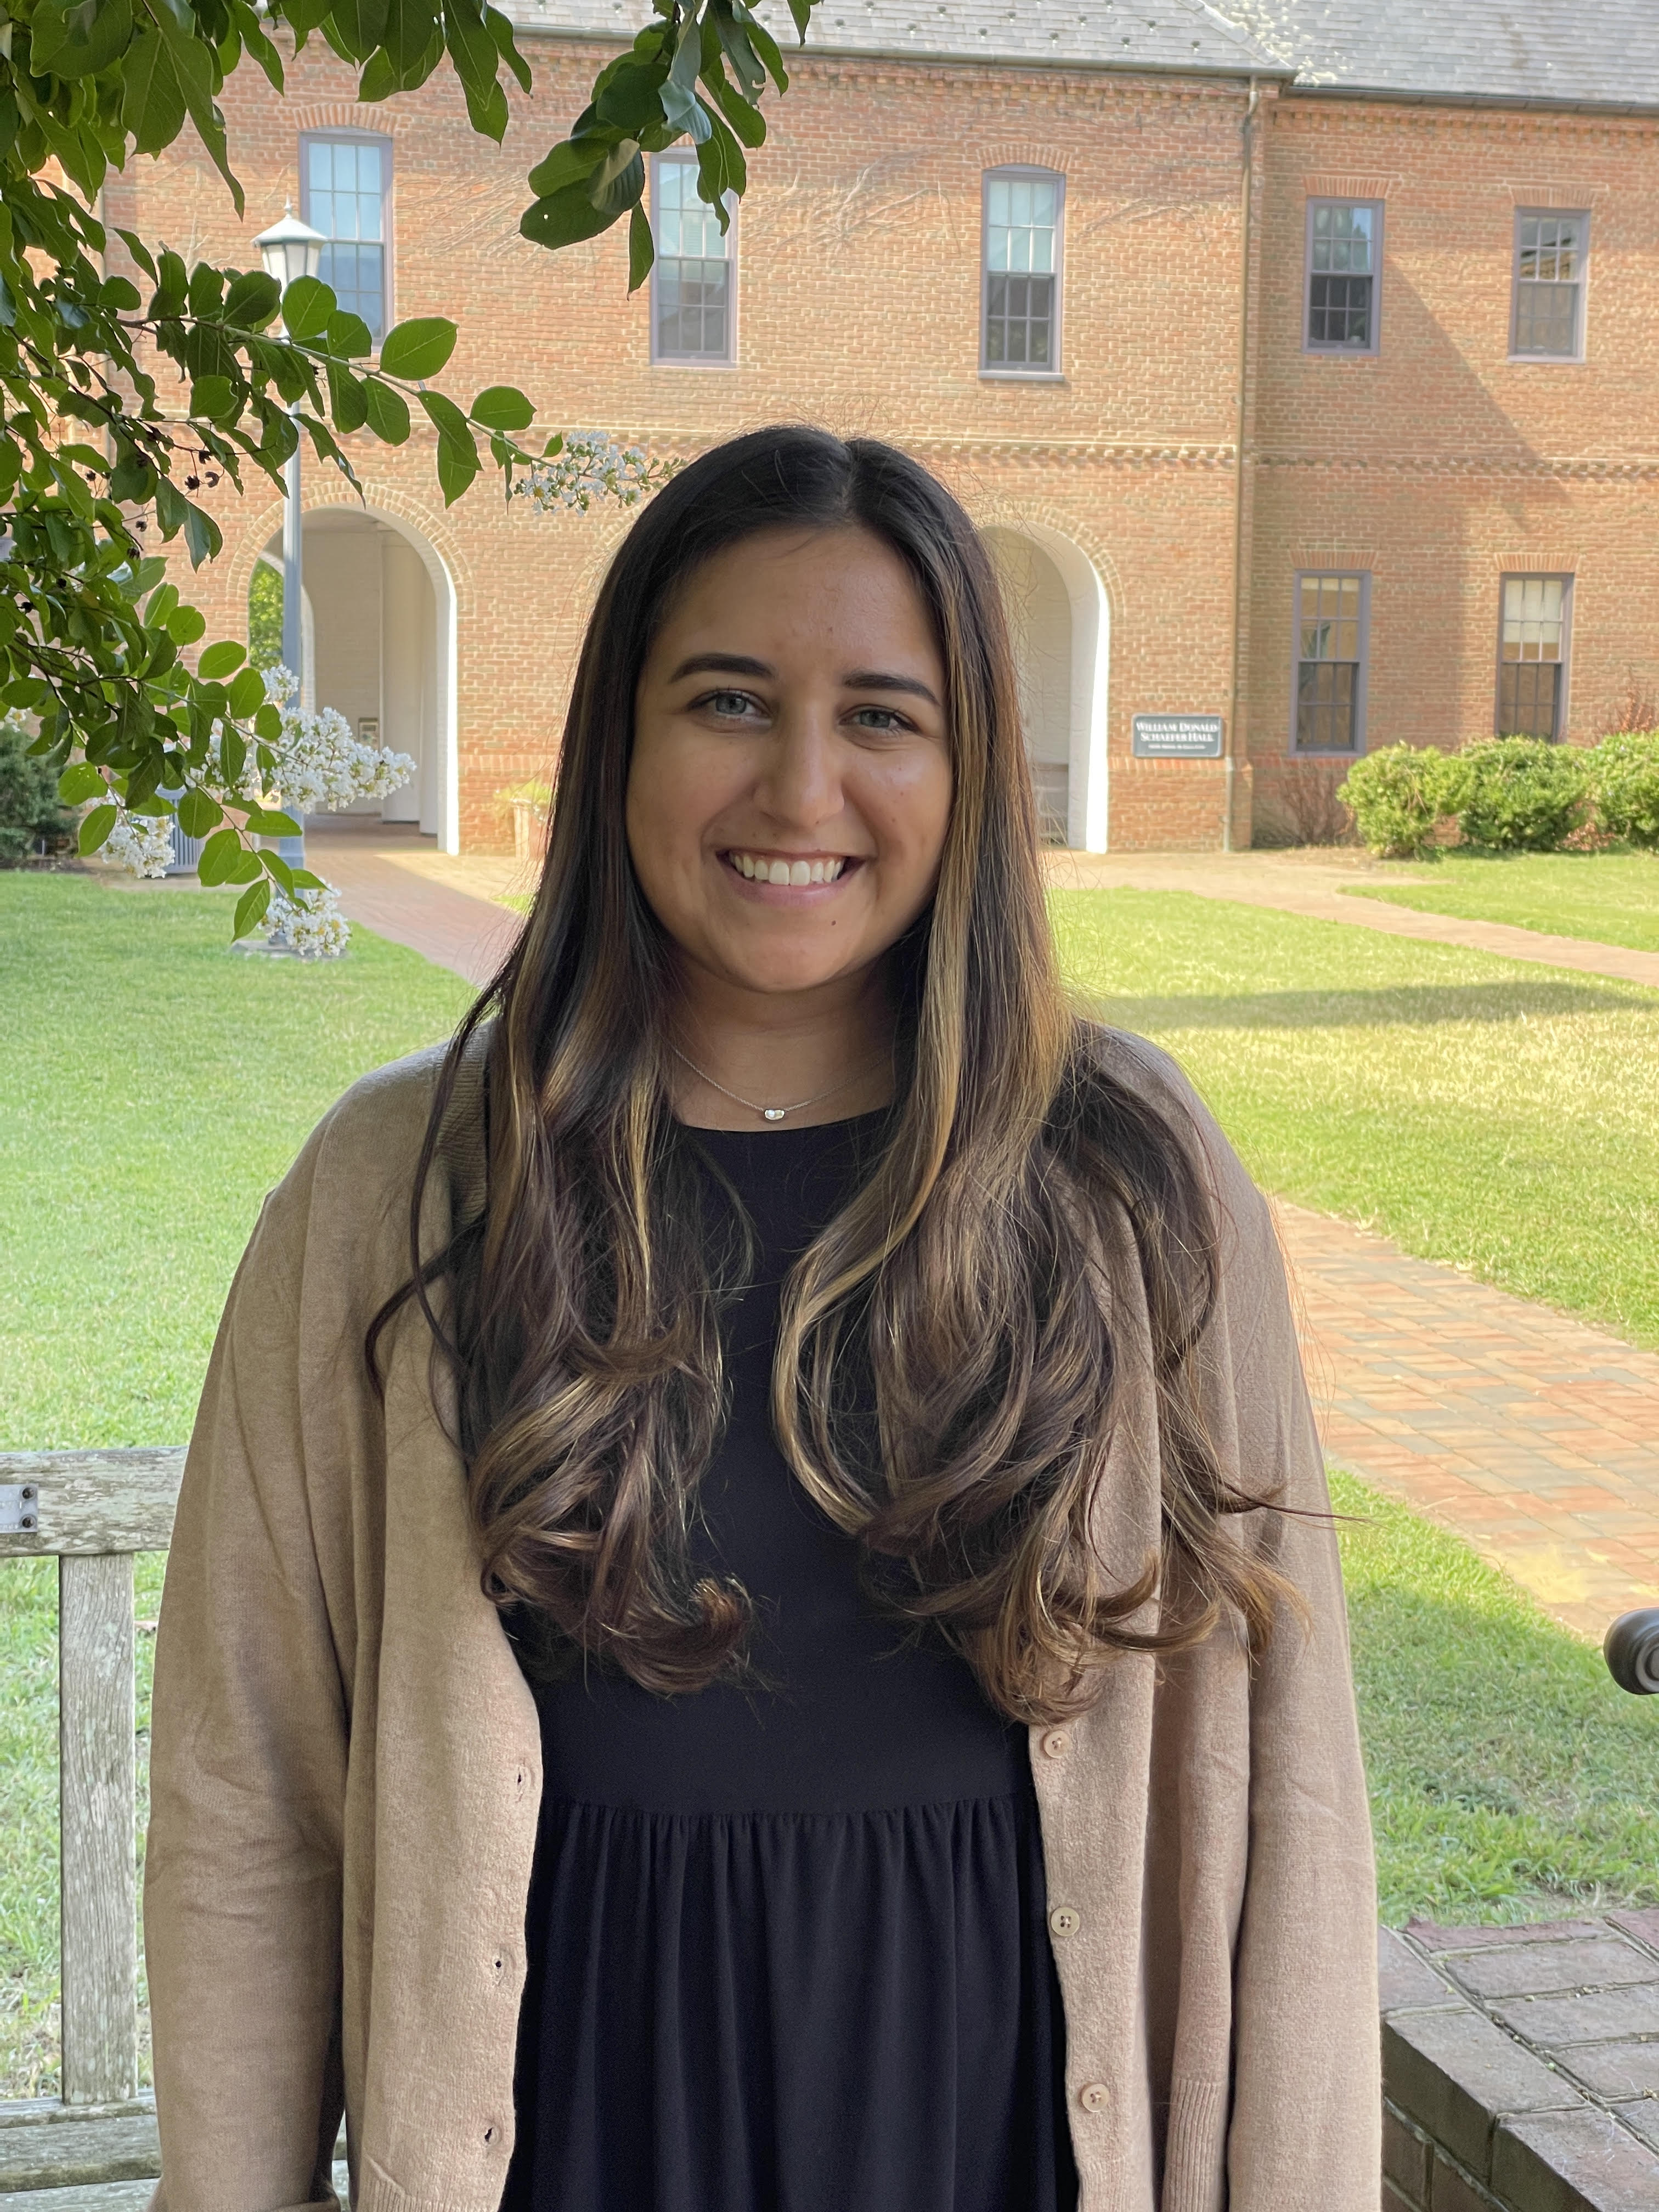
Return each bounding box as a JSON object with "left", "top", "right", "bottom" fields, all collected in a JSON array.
[{"left": 753, "top": 712, "right": 842, "bottom": 826}]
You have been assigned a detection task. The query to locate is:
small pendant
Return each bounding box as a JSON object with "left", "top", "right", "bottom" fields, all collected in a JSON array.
[{"left": 763, "top": 1107, "right": 786, "bottom": 1122}]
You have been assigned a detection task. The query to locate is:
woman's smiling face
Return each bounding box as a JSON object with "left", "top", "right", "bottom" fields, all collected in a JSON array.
[{"left": 626, "top": 525, "right": 953, "bottom": 1002}]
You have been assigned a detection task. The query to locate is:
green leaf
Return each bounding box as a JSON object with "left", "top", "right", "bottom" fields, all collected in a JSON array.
[
  {"left": 328, "top": 0, "right": 390, "bottom": 60},
  {"left": 382, "top": 0, "right": 439, "bottom": 72},
  {"left": 326, "top": 359, "right": 370, "bottom": 433},
  {"left": 165, "top": 606, "right": 207, "bottom": 646},
  {"left": 280, "top": 274, "right": 336, "bottom": 340},
  {"left": 253, "top": 702, "right": 283, "bottom": 741},
  {"left": 289, "top": 868, "right": 328, "bottom": 891},
  {"left": 469, "top": 383, "right": 535, "bottom": 432},
  {"left": 485, "top": 4, "right": 532, "bottom": 92},
  {"left": 225, "top": 844, "right": 264, "bottom": 883},
  {"left": 116, "top": 229, "right": 158, "bottom": 280},
  {"left": 78, "top": 802, "right": 117, "bottom": 854},
  {"left": 31, "top": 0, "right": 136, "bottom": 81},
  {"left": 785, "top": 0, "right": 811, "bottom": 38},
  {"left": 325, "top": 308, "right": 374, "bottom": 358},
  {"left": 233, "top": 878, "right": 271, "bottom": 938},
  {"left": 245, "top": 803, "right": 301, "bottom": 836},
  {"left": 189, "top": 373, "right": 237, "bottom": 422},
  {"left": 121, "top": 28, "right": 189, "bottom": 154},
  {"left": 223, "top": 268, "right": 283, "bottom": 328},
  {"left": 377, "top": 315, "right": 457, "bottom": 379},
  {"left": 628, "top": 201, "right": 654, "bottom": 292},
  {"left": 357, "top": 46, "right": 398, "bottom": 99},
  {"left": 198, "top": 639, "right": 246, "bottom": 679},
  {"left": 259, "top": 848, "right": 297, "bottom": 894},
  {"left": 198, "top": 823, "right": 242, "bottom": 884},
  {"left": 696, "top": 110, "right": 746, "bottom": 211},
  {"left": 521, "top": 182, "right": 620, "bottom": 251},
  {"left": 362, "top": 377, "right": 411, "bottom": 443},
  {"left": 226, "top": 666, "right": 267, "bottom": 718},
  {"left": 58, "top": 762, "right": 106, "bottom": 803},
  {"left": 181, "top": 500, "right": 221, "bottom": 569},
  {"left": 595, "top": 54, "right": 669, "bottom": 136},
  {"left": 587, "top": 138, "right": 645, "bottom": 217},
  {"left": 435, "top": 437, "right": 481, "bottom": 505},
  {"left": 177, "top": 787, "right": 224, "bottom": 837},
  {"left": 526, "top": 133, "right": 608, "bottom": 198}
]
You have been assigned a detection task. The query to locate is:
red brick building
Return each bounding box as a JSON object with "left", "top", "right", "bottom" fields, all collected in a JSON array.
[{"left": 125, "top": 0, "right": 1659, "bottom": 852}]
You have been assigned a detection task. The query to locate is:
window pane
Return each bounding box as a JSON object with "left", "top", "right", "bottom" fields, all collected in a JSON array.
[
  {"left": 983, "top": 172, "right": 1059, "bottom": 368},
  {"left": 307, "top": 138, "right": 386, "bottom": 337},
  {"left": 655, "top": 256, "right": 730, "bottom": 359},
  {"left": 1513, "top": 215, "right": 1582, "bottom": 354},
  {"left": 1296, "top": 574, "right": 1363, "bottom": 749}
]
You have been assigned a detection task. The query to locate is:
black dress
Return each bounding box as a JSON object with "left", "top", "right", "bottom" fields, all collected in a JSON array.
[{"left": 500, "top": 1115, "right": 1079, "bottom": 2212}]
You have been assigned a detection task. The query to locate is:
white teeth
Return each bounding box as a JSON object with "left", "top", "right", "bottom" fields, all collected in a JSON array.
[{"left": 727, "top": 852, "right": 848, "bottom": 884}]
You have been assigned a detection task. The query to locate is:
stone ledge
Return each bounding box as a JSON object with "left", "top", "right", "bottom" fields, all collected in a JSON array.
[{"left": 1383, "top": 1918, "right": 1659, "bottom": 2211}]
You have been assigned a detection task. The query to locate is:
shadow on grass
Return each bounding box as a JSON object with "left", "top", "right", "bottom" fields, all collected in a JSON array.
[
  {"left": 1333, "top": 1473, "right": 1659, "bottom": 1922},
  {"left": 1079, "top": 980, "right": 1655, "bottom": 1032}
]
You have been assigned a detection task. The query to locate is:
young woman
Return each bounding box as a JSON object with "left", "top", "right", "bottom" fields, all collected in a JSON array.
[{"left": 144, "top": 427, "right": 1379, "bottom": 2212}]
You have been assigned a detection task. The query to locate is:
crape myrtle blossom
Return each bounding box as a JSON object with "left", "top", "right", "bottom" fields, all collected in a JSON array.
[
  {"left": 91, "top": 668, "right": 415, "bottom": 956},
  {"left": 514, "top": 432, "right": 657, "bottom": 515}
]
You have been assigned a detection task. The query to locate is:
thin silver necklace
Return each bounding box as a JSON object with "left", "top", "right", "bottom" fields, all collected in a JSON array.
[{"left": 668, "top": 1041, "right": 886, "bottom": 1124}]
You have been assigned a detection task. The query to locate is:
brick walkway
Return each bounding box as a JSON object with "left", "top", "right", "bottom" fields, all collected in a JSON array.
[
  {"left": 306, "top": 827, "right": 1659, "bottom": 1640},
  {"left": 1279, "top": 1205, "right": 1659, "bottom": 1639}
]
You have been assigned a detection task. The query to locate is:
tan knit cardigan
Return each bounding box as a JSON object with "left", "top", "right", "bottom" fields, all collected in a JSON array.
[{"left": 143, "top": 1032, "right": 1379, "bottom": 2212}]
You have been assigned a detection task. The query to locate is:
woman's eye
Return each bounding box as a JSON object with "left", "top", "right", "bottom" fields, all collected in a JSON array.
[
  {"left": 848, "top": 707, "right": 907, "bottom": 733},
  {"left": 702, "top": 690, "right": 761, "bottom": 720}
]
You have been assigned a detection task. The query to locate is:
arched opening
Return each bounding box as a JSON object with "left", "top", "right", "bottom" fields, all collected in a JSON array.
[
  {"left": 984, "top": 524, "right": 1110, "bottom": 851},
  {"left": 250, "top": 505, "right": 460, "bottom": 851}
]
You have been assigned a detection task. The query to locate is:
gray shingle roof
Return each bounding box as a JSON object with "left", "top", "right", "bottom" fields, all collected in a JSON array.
[
  {"left": 1215, "top": 1, "right": 1659, "bottom": 112},
  {"left": 508, "top": 0, "right": 1659, "bottom": 112},
  {"left": 511, "top": 0, "right": 1285, "bottom": 79}
]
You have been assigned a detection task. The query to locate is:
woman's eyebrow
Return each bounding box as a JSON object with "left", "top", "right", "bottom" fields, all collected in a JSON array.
[
  {"left": 668, "top": 651, "right": 775, "bottom": 681},
  {"left": 843, "top": 669, "right": 940, "bottom": 706}
]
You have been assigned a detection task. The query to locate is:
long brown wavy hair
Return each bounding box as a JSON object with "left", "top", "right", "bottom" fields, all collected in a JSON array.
[{"left": 371, "top": 425, "right": 1284, "bottom": 1725}]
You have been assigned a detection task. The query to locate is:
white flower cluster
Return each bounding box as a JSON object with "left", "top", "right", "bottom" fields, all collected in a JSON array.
[
  {"left": 100, "top": 806, "right": 175, "bottom": 879},
  {"left": 515, "top": 432, "right": 656, "bottom": 515},
  {"left": 264, "top": 884, "right": 351, "bottom": 960},
  {"left": 257, "top": 666, "right": 416, "bottom": 815}
]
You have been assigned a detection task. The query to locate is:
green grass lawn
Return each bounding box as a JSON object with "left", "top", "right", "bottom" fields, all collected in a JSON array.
[
  {"left": 1334, "top": 1472, "right": 1659, "bottom": 1925},
  {"left": 0, "top": 870, "right": 472, "bottom": 2097},
  {"left": 1341, "top": 848, "right": 1659, "bottom": 954},
  {"left": 1052, "top": 887, "right": 1659, "bottom": 1348}
]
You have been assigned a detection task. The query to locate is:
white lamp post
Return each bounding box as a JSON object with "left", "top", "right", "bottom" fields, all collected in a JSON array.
[{"left": 255, "top": 206, "right": 325, "bottom": 870}]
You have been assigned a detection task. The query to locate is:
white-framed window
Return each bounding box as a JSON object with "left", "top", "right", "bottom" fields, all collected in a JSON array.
[
  {"left": 1497, "top": 575, "right": 1572, "bottom": 737},
  {"left": 1292, "top": 572, "right": 1369, "bottom": 753},
  {"left": 1304, "top": 200, "right": 1382, "bottom": 353},
  {"left": 1510, "top": 211, "right": 1588, "bottom": 361},
  {"left": 651, "top": 154, "right": 735, "bottom": 365},
  {"left": 300, "top": 132, "right": 391, "bottom": 342},
  {"left": 981, "top": 168, "right": 1063, "bottom": 377}
]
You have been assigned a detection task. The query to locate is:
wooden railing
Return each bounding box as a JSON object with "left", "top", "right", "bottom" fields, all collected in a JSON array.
[{"left": 0, "top": 1447, "right": 185, "bottom": 2116}]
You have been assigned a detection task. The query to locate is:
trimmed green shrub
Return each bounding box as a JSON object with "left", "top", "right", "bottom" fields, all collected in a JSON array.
[
  {"left": 0, "top": 713, "right": 70, "bottom": 864},
  {"left": 1451, "top": 736, "right": 1589, "bottom": 852},
  {"left": 1589, "top": 730, "right": 1659, "bottom": 849},
  {"left": 1337, "top": 744, "right": 1455, "bottom": 858}
]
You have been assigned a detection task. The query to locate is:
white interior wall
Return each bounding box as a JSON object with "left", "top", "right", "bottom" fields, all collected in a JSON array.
[
  {"left": 380, "top": 533, "right": 436, "bottom": 830},
  {"left": 989, "top": 528, "right": 1073, "bottom": 844}
]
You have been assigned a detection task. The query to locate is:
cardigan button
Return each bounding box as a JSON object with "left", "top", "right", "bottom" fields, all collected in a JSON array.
[
  {"left": 1079, "top": 2081, "right": 1111, "bottom": 2113},
  {"left": 1048, "top": 1905, "right": 1081, "bottom": 1938},
  {"left": 1041, "top": 1728, "right": 1072, "bottom": 1759}
]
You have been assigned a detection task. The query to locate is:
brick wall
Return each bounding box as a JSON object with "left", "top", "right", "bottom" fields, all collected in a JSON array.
[
  {"left": 122, "top": 41, "right": 1659, "bottom": 851},
  {"left": 1381, "top": 1917, "right": 1659, "bottom": 2211}
]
